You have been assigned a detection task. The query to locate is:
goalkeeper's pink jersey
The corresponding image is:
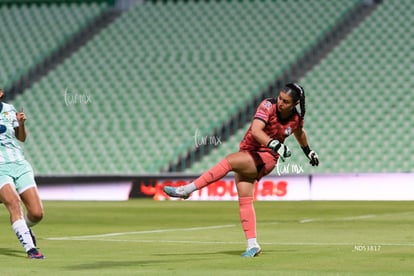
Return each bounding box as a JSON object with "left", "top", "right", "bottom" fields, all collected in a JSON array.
[{"left": 239, "top": 98, "right": 302, "bottom": 157}]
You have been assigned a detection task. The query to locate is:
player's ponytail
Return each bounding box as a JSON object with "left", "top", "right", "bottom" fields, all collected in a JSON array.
[{"left": 284, "top": 83, "right": 305, "bottom": 125}]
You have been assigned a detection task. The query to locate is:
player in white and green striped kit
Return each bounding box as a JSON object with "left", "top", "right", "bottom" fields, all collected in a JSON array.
[{"left": 0, "top": 88, "right": 44, "bottom": 259}]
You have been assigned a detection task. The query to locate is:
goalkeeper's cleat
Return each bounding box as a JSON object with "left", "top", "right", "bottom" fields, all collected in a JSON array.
[
  {"left": 29, "top": 228, "right": 37, "bottom": 247},
  {"left": 27, "top": 248, "right": 45, "bottom": 259},
  {"left": 241, "top": 247, "right": 262, "bottom": 257},
  {"left": 163, "top": 186, "right": 190, "bottom": 199}
]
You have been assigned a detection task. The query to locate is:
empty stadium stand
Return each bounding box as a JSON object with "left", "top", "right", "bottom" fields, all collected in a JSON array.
[
  {"left": 0, "top": 1, "right": 109, "bottom": 94},
  {"left": 6, "top": 0, "right": 412, "bottom": 175}
]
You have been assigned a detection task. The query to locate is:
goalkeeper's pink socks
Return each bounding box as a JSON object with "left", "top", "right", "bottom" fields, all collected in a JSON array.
[
  {"left": 182, "top": 158, "right": 232, "bottom": 194},
  {"left": 194, "top": 158, "right": 232, "bottom": 189},
  {"left": 239, "top": 197, "right": 257, "bottom": 236},
  {"left": 239, "top": 197, "right": 260, "bottom": 249}
]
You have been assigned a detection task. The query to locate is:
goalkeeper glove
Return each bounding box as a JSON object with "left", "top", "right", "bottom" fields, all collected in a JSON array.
[
  {"left": 302, "top": 145, "right": 319, "bottom": 166},
  {"left": 267, "top": 139, "right": 291, "bottom": 162}
]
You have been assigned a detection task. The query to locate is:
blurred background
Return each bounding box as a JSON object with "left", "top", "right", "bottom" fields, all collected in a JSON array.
[{"left": 1, "top": 0, "right": 413, "bottom": 183}]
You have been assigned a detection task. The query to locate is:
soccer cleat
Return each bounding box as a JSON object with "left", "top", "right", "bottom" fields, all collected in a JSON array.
[
  {"left": 29, "top": 228, "right": 37, "bottom": 247},
  {"left": 27, "top": 248, "right": 45, "bottom": 259},
  {"left": 163, "top": 186, "right": 190, "bottom": 199},
  {"left": 241, "top": 247, "right": 262, "bottom": 257}
]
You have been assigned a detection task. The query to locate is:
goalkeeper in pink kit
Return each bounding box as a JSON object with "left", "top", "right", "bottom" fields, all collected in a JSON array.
[{"left": 164, "top": 83, "right": 319, "bottom": 257}]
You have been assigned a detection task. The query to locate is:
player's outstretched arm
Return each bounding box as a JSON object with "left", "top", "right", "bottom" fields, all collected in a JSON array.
[{"left": 294, "top": 128, "right": 319, "bottom": 166}]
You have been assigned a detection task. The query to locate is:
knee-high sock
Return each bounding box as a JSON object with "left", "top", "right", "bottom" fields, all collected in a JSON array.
[
  {"left": 194, "top": 158, "right": 232, "bottom": 190},
  {"left": 238, "top": 197, "right": 256, "bottom": 239},
  {"left": 12, "top": 219, "right": 35, "bottom": 252}
]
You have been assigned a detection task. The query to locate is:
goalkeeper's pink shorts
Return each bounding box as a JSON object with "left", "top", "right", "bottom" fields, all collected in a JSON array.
[{"left": 243, "top": 150, "right": 277, "bottom": 181}]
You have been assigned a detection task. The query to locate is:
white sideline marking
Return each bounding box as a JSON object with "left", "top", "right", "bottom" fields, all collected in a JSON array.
[
  {"left": 45, "top": 224, "right": 236, "bottom": 241},
  {"left": 299, "top": 214, "right": 376, "bottom": 224},
  {"left": 299, "top": 211, "right": 414, "bottom": 224}
]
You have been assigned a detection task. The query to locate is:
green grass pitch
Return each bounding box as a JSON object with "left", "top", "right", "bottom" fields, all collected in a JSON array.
[{"left": 0, "top": 200, "right": 413, "bottom": 275}]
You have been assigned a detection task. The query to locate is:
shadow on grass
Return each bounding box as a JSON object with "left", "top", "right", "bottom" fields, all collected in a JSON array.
[
  {"left": 220, "top": 250, "right": 245, "bottom": 256},
  {"left": 221, "top": 248, "right": 299, "bottom": 256},
  {"left": 0, "top": 247, "right": 25, "bottom": 258},
  {"left": 154, "top": 249, "right": 297, "bottom": 257}
]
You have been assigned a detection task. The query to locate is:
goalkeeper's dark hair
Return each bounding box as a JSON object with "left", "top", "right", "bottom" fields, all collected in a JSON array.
[{"left": 283, "top": 83, "right": 306, "bottom": 124}]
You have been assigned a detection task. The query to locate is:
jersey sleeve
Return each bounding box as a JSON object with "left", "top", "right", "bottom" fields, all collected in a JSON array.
[{"left": 253, "top": 99, "right": 273, "bottom": 123}]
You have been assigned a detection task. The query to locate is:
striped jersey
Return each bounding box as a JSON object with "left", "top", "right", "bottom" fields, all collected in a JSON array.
[
  {"left": 0, "top": 102, "right": 25, "bottom": 164},
  {"left": 240, "top": 98, "right": 302, "bottom": 156}
]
